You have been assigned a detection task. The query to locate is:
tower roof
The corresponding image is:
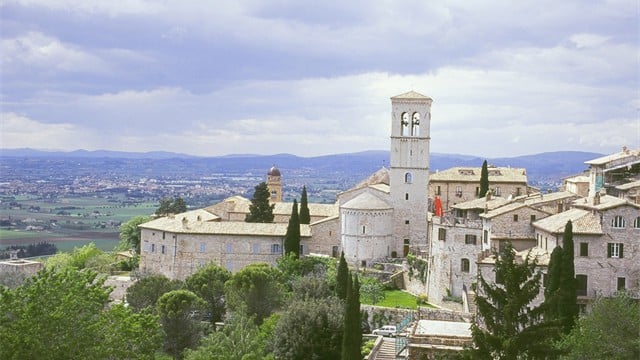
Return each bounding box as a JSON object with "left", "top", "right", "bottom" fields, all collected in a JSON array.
[
  {"left": 268, "top": 165, "right": 281, "bottom": 176},
  {"left": 391, "top": 91, "right": 432, "bottom": 100}
]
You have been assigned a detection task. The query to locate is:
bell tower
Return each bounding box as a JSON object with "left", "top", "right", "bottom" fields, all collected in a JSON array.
[
  {"left": 389, "top": 91, "right": 432, "bottom": 255},
  {"left": 267, "top": 165, "right": 282, "bottom": 203}
]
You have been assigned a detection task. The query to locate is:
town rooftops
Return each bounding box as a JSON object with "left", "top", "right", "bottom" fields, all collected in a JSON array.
[
  {"left": 523, "top": 191, "right": 578, "bottom": 206},
  {"left": 584, "top": 147, "right": 640, "bottom": 170},
  {"left": 205, "top": 196, "right": 339, "bottom": 218},
  {"left": 573, "top": 194, "right": 639, "bottom": 211},
  {"left": 532, "top": 208, "right": 602, "bottom": 235},
  {"left": 430, "top": 167, "right": 527, "bottom": 183},
  {"left": 480, "top": 201, "right": 528, "bottom": 219},
  {"left": 391, "top": 90, "right": 432, "bottom": 101},
  {"left": 616, "top": 180, "right": 640, "bottom": 191},
  {"left": 342, "top": 192, "right": 392, "bottom": 210},
  {"left": 451, "top": 196, "right": 508, "bottom": 211}
]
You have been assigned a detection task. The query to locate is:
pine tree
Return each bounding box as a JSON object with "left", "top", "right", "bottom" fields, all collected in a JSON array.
[
  {"left": 299, "top": 186, "right": 311, "bottom": 224},
  {"left": 466, "top": 242, "right": 557, "bottom": 359},
  {"left": 558, "top": 220, "right": 578, "bottom": 333},
  {"left": 479, "top": 159, "right": 489, "bottom": 198},
  {"left": 284, "top": 199, "right": 300, "bottom": 258},
  {"left": 336, "top": 251, "right": 349, "bottom": 300},
  {"left": 341, "top": 273, "right": 362, "bottom": 360},
  {"left": 245, "top": 182, "right": 275, "bottom": 223}
]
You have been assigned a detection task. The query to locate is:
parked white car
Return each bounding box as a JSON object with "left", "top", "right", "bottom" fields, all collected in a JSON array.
[{"left": 372, "top": 325, "right": 397, "bottom": 337}]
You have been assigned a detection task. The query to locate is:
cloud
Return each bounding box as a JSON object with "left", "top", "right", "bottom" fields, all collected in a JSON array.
[{"left": 0, "top": 112, "right": 88, "bottom": 149}]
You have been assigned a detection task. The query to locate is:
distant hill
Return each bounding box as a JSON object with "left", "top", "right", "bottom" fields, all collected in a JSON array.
[{"left": 0, "top": 148, "right": 602, "bottom": 188}]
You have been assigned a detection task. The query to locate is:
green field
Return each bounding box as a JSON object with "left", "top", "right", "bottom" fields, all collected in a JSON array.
[{"left": 0, "top": 194, "right": 156, "bottom": 252}]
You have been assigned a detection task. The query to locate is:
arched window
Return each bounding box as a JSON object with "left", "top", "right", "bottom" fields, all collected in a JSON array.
[
  {"left": 405, "top": 172, "right": 413, "bottom": 183},
  {"left": 634, "top": 216, "right": 640, "bottom": 229},
  {"left": 411, "top": 112, "right": 420, "bottom": 136},
  {"left": 611, "top": 216, "right": 625, "bottom": 228},
  {"left": 401, "top": 112, "right": 410, "bottom": 136},
  {"left": 461, "top": 258, "right": 470, "bottom": 272}
]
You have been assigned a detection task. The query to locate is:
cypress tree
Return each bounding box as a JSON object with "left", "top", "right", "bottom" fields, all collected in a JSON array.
[
  {"left": 544, "top": 246, "right": 564, "bottom": 320},
  {"left": 245, "top": 182, "right": 274, "bottom": 223},
  {"left": 341, "top": 273, "right": 362, "bottom": 360},
  {"left": 336, "top": 251, "right": 348, "bottom": 300},
  {"left": 284, "top": 199, "right": 300, "bottom": 258},
  {"left": 479, "top": 160, "right": 489, "bottom": 198},
  {"left": 558, "top": 220, "right": 578, "bottom": 333},
  {"left": 299, "top": 185, "right": 311, "bottom": 224}
]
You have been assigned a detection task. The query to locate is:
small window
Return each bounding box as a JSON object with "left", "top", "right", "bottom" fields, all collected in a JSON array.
[
  {"left": 634, "top": 216, "right": 640, "bottom": 229},
  {"left": 162, "top": 232, "right": 166, "bottom": 240},
  {"left": 405, "top": 193, "right": 409, "bottom": 200},
  {"left": 475, "top": 187, "right": 480, "bottom": 196},
  {"left": 579, "top": 242, "right": 588, "bottom": 257},
  {"left": 151, "top": 243, "right": 156, "bottom": 253},
  {"left": 513, "top": 214, "right": 519, "bottom": 222},
  {"left": 299, "top": 244, "right": 305, "bottom": 256},
  {"left": 438, "top": 228, "right": 446, "bottom": 241},
  {"left": 253, "top": 243, "right": 260, "bottom": 255},
  {"left": 161, "top": 245, "right": 165, "bottom": 254},
  {"left": 271, "top": 243, "right": 281, "bottom": 254},
  {"left": 607, "top": 243, "right": 624, "bottom": 258},
  {"left": 405, "top": 220, "right": 410, "bottom": 225},
  {"left": 226, "top": 243, "right": 232, "bottom": 254},
  {"left": 461, "top": 258, "right": 470, "bottom": 272},
  {"left": 494, "top": 187, "right": 501, "bottom": 196},
  {"left": 465, "top": 234, "right": 477, "bottom": 245},
  {"left": 436, "top": 186, "right": 441, "bottom": 195},
  {"left": 455, "top": 186, "right": 463, "bottom": 197},
  {"left": 361, "top": 260, "right": 367, "bottom": 268},
  {"left": 611, "top": 216, "right": 625, "bottom": 228},
  {"left": 530, "top": 214, "right": 536, "bottom": 222},
  {"left": 405, "top": 172, "right": 413, "bottom": 184},
  {"left": 617, "top": 277, "right": 626, "bottom": 291},
  {"left": 576, "top": 274, "right": 588, "bottom": 296},
  {"left": 362, "top": 226, "right": 366, "bottom": 234},
  {"left": 200, "top": 243, "right": 206, "bottom": 253},
  {"left": 516, "top": 187, "right": 522, "bottom": 196},
  {"left": 483, "top": 230, "right": 488, "bottom": 244}
]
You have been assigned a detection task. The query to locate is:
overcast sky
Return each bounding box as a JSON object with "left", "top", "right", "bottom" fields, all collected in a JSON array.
[{"left": 1, "top": 0, "right": 638, "bottom": 158}]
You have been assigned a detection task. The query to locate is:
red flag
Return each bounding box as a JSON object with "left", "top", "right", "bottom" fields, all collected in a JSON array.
[{"left": 434, "top": 196, "right": 443, "bottom": 217}]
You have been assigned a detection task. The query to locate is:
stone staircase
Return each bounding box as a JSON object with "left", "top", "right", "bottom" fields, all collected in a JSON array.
[{"left": 373, "top": 337, "right": 397, "bottom": 360}]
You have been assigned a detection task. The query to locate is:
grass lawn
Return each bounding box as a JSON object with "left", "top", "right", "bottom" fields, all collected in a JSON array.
[{"left": 362, "top": 289, "right": 435, "bottom": 309}]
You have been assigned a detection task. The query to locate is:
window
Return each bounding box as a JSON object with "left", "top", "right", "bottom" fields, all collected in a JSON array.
[
  {"left": 332, "top": 246, "right": 339, "bottom": 257},
  {"left": 607, "top": 243, "right": 624, "bottom": 258},
  {"left": 494, "top": 187, "right": 501, "bottom": 196},
  {"left": 617, "top": 277, "right": 626, "bottom": 291},
  {"left": 438, "top": 228, "right": 446, "bottom": 241},
  {"left": 253, "top": 243, "right": 260, "bottom": 255},
  {"left": 200, "top": 243, "right": 206, "bottom": 253},
  {"left": 405, "top": 172, "right": 413, "bottom": 183},
  {"left": 513, "top": 214, "right": 519, "bottom": 222},
  {"left": 151, "top": 243, "right": 156, "bottom": 253},
  {"left": 362, "top": 226, "right": 366, "bottom": 234},
  {"left": 161, "top": 245, "right": 165, "bottom": 254},
  {"left": 162, "top": 232, "right": 166, "bottom": 240},
  {"left": 461, "top": 258, "right": 470, "bottom": 272},
  {"left": 516, "top": 187, "right": 522, "bottom": 196},
  {"left": 634, "top": 216, "right": 640, "bottom": 229},
  {"left": 455, "top": 186, "right": 463, "bottom": 197},
  {"left": 436, "top": 186, "right": 441, "bottom": 195},
  {"left": 405, "top": 193, "right": 409, "bottom": 200},
  {"left": 465, "top": 234, "right": 477, "bottom": 245},
  {"left": 579, "top": 242, "right": 588, "bottom": 257},
  {"left": 483, "top": 230, "right": 488, "bottom": 244},
  {"left": 576, "top": 275, "right": 588, "bottom": 296},
  {"left": 530, "top": 214, "right": 536, "bottom": 222},
  {"left": 475, "top": 187, "right": 480, "bottom": 196},
  {"left": 271, "top": 243, "right": 281, "bottom": 254},
  {"left": 299, "top": 244, "right": 305, "bottom": 256},
  {"left": 226, "top": 243, "right": 232, "bottom": 254},
  {"left": 611, "top": 216, "right": 625, "bottom": 228},
  {"left": 405, "top": 220, "right": 410, "bottom": 225}
]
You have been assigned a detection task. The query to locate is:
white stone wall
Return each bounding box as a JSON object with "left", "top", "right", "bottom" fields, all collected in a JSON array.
[{"left": 340, "top": 208, "right": 393, "bottom": 267}]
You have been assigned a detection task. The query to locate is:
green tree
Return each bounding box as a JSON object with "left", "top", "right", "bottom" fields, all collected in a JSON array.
[
  {"left": 299, "top": 185, "right": 311, "bottom": 224},
  {"left": 284, "top": 199, "right": 301, "bottom": 258},
  {"left": 465, "top": 242, "right": 557, "bottom": 359},
  {"left": 479, "top": 159, "right": 489, "bottom": 198},
  {"left": 156, "top": 197, "right": 188, "bottom": 216},
  {"left": 342, "top": 272, "right": 362, "bottom": 360},
  {"left": 558, "top": 292, "right": 640, "bottom": 359},
  {"left": 274, "top": 297, "right": 344, "bottom": 360},
  {"left": 45, "top": 242, "right": 113, "bottom": 272},
  {"left": 360, "top": 276, "right": 385, "bottom": 305},
  {"left": 185, "top": 263, "right": 231, "bottom": 324},
  {"left": 224, "top": 263, "right": 284, "bottom": 325},
  {"left": 558, "top": 220, "right": 578, "bottom": 334},
  {"left": 126, "top": 273, "right": 183, "bottom": 312},
  {"left": 336, "top": 251, "right": 349, "bottom": 300},
  {"left": 157, "top": 289, "right": 207, "bottom": 359},
  {"left": 118, "top": 215, "right": 151, "bottom": 253},
  {"left": 245, "top": 182, "right": 275, "bottom": 223},
  {"left": 545, "top": 245, "right": 564, "bottom": 320},
  {"left": 0, "top": 268, "right": 162, "bottom": 360},
  {"left": 184, "top": 311, "right": 272, "bottom": 360}
]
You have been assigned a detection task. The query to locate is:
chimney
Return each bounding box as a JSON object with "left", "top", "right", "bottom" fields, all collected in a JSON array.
[
  {"left": 486, "top": 191, "right": 492, "bottom": 201},
  {"left": 593, "top": 192, "right": 601, "bottom": 206}
]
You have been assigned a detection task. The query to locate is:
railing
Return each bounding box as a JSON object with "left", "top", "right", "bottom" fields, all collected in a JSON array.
[{"left": 395, "top": 312, "right": 414, "bottom": 359}]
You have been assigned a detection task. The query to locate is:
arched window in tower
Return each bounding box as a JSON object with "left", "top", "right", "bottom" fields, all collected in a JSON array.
[
  {"left": 401, "top": 112, "right": 410, "bottom": 136},
  {"left": 411, "top": 112, "right": 420, "bottom": 136},
  {"left": 405, "top": 172, "right": 413, "bottom": 183}
]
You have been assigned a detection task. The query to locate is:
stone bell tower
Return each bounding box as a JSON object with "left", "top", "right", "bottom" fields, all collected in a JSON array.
[
  {"left": 266, "top": 165, "right": 282, "bottom": 203},
  {"left": 389, "top": 91, "right": 432, "bottom": 256}
]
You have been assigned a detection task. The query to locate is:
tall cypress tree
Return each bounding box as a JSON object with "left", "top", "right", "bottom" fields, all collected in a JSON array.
[
  {"left": 544, "top": 245, "right": 564, "bottom": 321},
  {"left": 336, "top": 251, "right": 349, "bottom": 300},
  {"left": 558, "top": 220, "right": 578, "bottom": 333},
  {"left": 341, "top": 273, "right": 362, "bottom": 360},
  {"left": 299, "top": 186, "right": 311, "bottom": 224},
  {"left": 479, "top": 160, "right": 489, "bottom": 198},
  {"left": 245, "top": 182, "right": 274, "bottom": 223},
  {"left": 283, "top": 199, "right": 300, "bottom": 258}
]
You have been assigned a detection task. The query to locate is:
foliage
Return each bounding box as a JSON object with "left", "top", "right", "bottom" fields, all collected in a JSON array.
[
  {"left": 360, "top": 276, "right": 385, "bottom": 305},
  {"left": 299, "top": 185, "right": 311, "bottom": 224},
  {"left": 157, "top": 289, "right": 207, "bottom": 359},
  {"left": 245, "top": 182, "right": 275, "bottom": 223},
  {"left": 558, "top": 220, "right": 578, "bottom": 333},
  {"left": 126, "top": 273, "right": 184, "bottom": 312},
  {"left": 284, "top": 199, "right": 301, "bottom": 258},
  {"left": 156, "top": 197, "right": 188, "bottom": 216},
  {"left": 342, "top": 273, "right": 363, "bottom": 360},
  {"left": 273, "top": 297, "right": 344, "bottom": 360},
  {"left": 118, "top": 215, "right": 151, "bottom": 253},
  {"left": 479, "top": 159, "right": 489, "bottom": 198},
  {"left": 361, "top": 339, "right": 376, "bottom": 358},
  {"left": 184, "top": 311, "right": 272, "bottom": 360},
  {"left": 336, "top": 251, "right": 349, "bottom": 300},
  {"left": 465, "top": 242, "right": 557, "bottom": 359},
  {"left": 0, "top": 241, "right": 57, "bottom": 259},
  {"left": 0, "top": 268, "right": 161, "bottom": 360},
  {"left": 45, "top": 242, "right": 114, "bottom": 272},
  {"left": 290, "top": 273, "right": 334, "bottom": 301},
  {"left": 224, "top": 263, "right": 284, "bottom": 325},
  {"left": 185, "top": 263, "right": 231, "bottom": 324},
  {"left": 557, "top": 292, "right": 640, "bottom": 359},
  {"left": 407, "top": 253, "right": 428, "bottom": 284}
]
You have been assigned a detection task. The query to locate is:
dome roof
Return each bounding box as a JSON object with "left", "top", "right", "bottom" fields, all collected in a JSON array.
[
  {"left": 342, "top": 192, "right": 391, "bottom": 210},
  {"left": 268, "top": 166, "right": 281, "bottom": 176}
]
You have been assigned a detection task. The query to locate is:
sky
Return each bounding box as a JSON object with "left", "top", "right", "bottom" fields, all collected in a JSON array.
[{"left": 1, "top": 0, "right": 638, "bottom": 158}]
